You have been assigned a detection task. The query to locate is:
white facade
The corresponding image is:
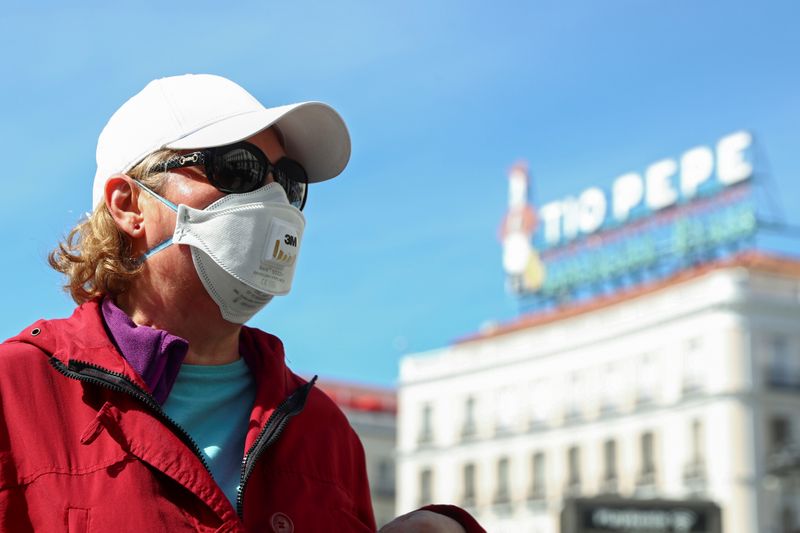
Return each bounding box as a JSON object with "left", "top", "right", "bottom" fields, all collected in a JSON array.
[
  {"left": 317, "top": 381, "right": 397, "bottom": 528},
  {"left": 397, "top": 254, "right": 800, "bottom": 533},
  {"left": 345, "top": 408, "right": 396, "bottom": 528}
]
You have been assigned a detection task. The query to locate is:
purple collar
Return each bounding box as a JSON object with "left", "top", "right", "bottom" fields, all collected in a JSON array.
[{"left": 101, "top": 298, "right": 188, "bottom": 404}]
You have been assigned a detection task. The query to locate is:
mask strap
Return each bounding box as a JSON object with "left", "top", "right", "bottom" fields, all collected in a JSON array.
[
  {"left": 143, "top": 237, "right": 173, "bottom": 259},
  {"left": 133, "top": 180, "right": 178, "bottom": 261}
]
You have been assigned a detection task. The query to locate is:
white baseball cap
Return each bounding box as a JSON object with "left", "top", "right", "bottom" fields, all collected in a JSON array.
[{"left": 92, "top": 74, "right": 351, "bottom": 208}]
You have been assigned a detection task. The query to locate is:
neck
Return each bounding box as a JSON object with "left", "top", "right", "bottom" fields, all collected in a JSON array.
[{"left": 116, "top": 273, "right": 242, "bottom": 366}]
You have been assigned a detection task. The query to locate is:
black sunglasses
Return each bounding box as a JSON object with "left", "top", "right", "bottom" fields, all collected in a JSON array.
[{"left": 160, "top": 141, "right": 308, "bottom": 210}]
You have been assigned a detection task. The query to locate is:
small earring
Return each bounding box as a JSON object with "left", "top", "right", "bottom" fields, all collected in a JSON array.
[{"left": 133, "top": 223, "right": 141, "bottom": 230}]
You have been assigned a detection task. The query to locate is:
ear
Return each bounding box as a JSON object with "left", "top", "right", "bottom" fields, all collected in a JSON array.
[{"left": 105, "top": 174, "right": 145, "bottom": 239}]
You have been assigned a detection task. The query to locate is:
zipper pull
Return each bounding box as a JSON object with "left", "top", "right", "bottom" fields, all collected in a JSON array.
[
  {"left": 80, "top": 417, "right": 105, "bottom": 445},
  {"left": 80, "top": 402, "right": 112, "bottom": 445}
]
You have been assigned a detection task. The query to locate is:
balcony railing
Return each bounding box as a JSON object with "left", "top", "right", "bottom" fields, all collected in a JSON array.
[
  {"left": 766, "top": 372, "right": 800, "bottom": 390},
  {"left": 635, "top": 391, "right": 653, "bottom": 406},
  {"left": 683, "top": 460, "right": 707, "bottom": 494},
  {"left": 599, "top": 402, "right": 618, "bottom": 416},
  {"left": 564, "top": 480, "right": 582, "bottom": 498},
  {"left": 460, "top": 494, "right": 476, "bottom": 510},
  {"left": 766, "top": 442, "right": 800, "bottom": 477},
  {"left": 634, "top": 470, "right": 657, "bottom": 497},
  {"left": 493, "top": 490, "right": 511, "bottom": 504},
  {"left": 417, "top": 430, "right": 434, "bottom": 447},
  {"left": 373, "top": 483, "right": 396, "bottom": 499},
  {"left": 494, "top": 423, "right": 515, "bottom": 437},
  {"left": 527, "top": 486, "right": 546, "bottom": 502},
  {"left": 683, "top": 460, "right": 706, "bottom": 481},
  {"left": 460, "top": 422, "right": 477, "bottom": 441},
  {"left": 528, "top": 418, "right": 548, "bottom": 431},
  {"left": 564, "top": 407, "right": 582, "bottom": 422},
  {"left": 636, "top": 469, "right": 656, "bottom": 487},
  {"left": 599, "top": 476, "right": 618, "bottom": 495},
  {"left": 682, "top": 381, "right": 704, "bottom": 396},
  {"left": 492, "top": 490, "right": 513, "bottom": 515}
]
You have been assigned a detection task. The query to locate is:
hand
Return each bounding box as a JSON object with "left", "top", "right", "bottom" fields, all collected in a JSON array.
[{"left": 378, "top": 510, "right": 466, "bottom": 533}]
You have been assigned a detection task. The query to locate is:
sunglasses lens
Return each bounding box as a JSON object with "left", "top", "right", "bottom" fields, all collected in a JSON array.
[
  {"left": 205, "top": 143, "right": 308, "bottom": 209},
  {"left": 212, "top": 145, "right": 265, "bottom": 193},
  {"left": 272, "top": 158, "right": 308, "bottom": 210}
]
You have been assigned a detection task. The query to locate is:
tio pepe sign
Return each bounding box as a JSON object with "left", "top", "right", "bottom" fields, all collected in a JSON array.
[
  {"left": 499, "top": 131, "right": 757, "bottom": 297},
  {"left": 537, "top": 131, "right": 753, "bottom": 247}
]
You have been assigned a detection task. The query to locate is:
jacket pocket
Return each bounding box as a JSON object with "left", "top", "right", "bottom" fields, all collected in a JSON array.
[{"left": 67, "top": 507, "right": 90, "bottom": 533}]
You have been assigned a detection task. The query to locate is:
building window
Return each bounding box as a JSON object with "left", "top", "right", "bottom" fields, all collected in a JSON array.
[
  {"left": 419, "top": 468, "right": 433, "bottom": 506},
  {"left": 530, "top": 452, "right": 546, "bottom": 500},
  {"left": 530, "top": 380, "right": 552, "bottom": 428},
  {"left": 566, "top": 374, "right": 582, "bottom": 420},
  {"left": 604, "top": 439, "right": 617, "bottom": 479},
  {"left": 637, "top": 354, "right": 657, "bottom": 405},
  {"left": 638, "top": 432, "right": 656, "bottom": 487},
  {"left": 600, "top": 364, "right": 622, "bottom": 414},
  {"left": 567, "top": 446, "right": 581, "bottom": 495},
  {"left": 766, "top": 335, "right": 800, "bottom": 389},
  {"left": 462, "top": 463, "right": 476, "bottom": 507},
  {"left": 461, "top": 396, "right": 477, "bottom": 439},
  {"left": 495, "top": 388, "right": 517, "bottom": 435},
  {"left": 782, "top": 506, "right": 796, "bottom": 533},
  {"left": 418, "top": 403, "right": 433, "bottom": 445},
  {"left": 494, "top": 457, "right": 511, "bottom": 505},
  {"left": 684, "top": 419, "right": 706, "bottom": 492},
  {"left": 602, "top": 439, "right": 618, "bottom": 493},
  {"left": 690, "top": 420, "right": 704, "bottom": 464},
  {"left": 682, "top": 338, "right": 705, "bottom": 394},
  {"left": 769, "top": 416, "right": 791, "bottom": 454},
  {"left": 375, "top": 459, "right": 394, "bottom": 497}
]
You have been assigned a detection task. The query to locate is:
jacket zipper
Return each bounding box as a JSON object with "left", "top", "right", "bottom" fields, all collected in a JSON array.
[
  {"left": 48, "top": 358, "right": 211, "bottom": 473},
  {"left": 50, "top": 357, "right": 316, "bottom": 520},
  {"left": 235, "top": 375, "right": 317, "bottom": 518}
]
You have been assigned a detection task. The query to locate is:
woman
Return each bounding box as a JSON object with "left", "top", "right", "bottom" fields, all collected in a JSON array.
[{"left": 0, "top": 74, "right": 480, "bottom": 532}]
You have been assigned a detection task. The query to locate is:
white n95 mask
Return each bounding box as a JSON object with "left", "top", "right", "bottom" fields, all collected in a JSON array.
[{"left": 138, "top": 182, "right": 305, "bottom": 324}]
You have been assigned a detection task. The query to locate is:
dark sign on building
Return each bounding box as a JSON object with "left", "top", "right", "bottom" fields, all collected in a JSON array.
[{"left": 561, "top": 498, "right": 722, "bottom": 533}]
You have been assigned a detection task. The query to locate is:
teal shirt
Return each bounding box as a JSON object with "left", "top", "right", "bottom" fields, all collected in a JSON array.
[{"left": 162, "top": 358, "right": 257, "bottom": 507}]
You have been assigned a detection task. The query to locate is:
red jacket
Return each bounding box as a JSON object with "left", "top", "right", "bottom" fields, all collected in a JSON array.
[{"left": 0, "top": 301, "right": 375, "bottom": 532}]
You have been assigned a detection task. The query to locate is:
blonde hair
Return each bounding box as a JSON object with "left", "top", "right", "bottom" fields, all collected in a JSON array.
[{"left": 49, "top": 149, "right": 180, "bottom": 304}]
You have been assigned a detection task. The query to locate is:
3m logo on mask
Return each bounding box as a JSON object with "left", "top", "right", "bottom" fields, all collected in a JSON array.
[
  {"left": 272, "top": 239, "right": 297, "bottom": 264},
  {"left": 265, "top": 219, "right": 300, "bottom": 265}
]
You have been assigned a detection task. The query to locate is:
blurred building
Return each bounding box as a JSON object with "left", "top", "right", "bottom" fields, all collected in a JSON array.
[
  {"left": 318, "top": 380, "right": 397, "bottom": 528},
  {"left": 397, "top": 253, "right": 800, "bottom": 533}
]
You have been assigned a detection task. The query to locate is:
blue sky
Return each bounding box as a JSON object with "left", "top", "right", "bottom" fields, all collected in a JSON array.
[{"left": 1, "top": 1, "right": 798, "bottom": 387}]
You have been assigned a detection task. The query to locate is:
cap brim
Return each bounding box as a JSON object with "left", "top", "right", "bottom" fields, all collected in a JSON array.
[{"left": 166, "top": 102, "right": 350, "bottom": 183}]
